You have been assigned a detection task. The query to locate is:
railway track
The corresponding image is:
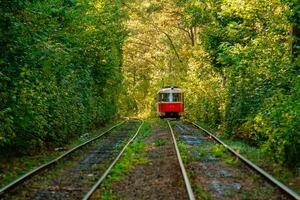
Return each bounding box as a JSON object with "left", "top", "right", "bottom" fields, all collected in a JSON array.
[
  {"left": 82, "top": 120, "right": 144, "bottom": 200},
  {"left": 2, "top": 119, "right": 299, "bottom": 200},
  {"left": 98, "top": 119, "right": 194, "bottom": 199},
  {"left": 172, "top": 120, "right": 300, "bottom": 200},
  {"left": 0, "top": 119, "right": 144, "bottom": 200},
  {"left": 166, "top": 120, "right": 195, "bottom": 200}
]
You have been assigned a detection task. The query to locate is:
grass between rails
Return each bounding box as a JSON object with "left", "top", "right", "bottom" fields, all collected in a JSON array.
[
  {"left": 210, "top": 144, "right": 240, "bottom": 166},
  {"left": 153, "top": 138, "right": 167, "bottom": 146},
  {"left": 177, "top": 134, "right": 276, "bottom": 199},
  {"left": 148, "top": 118, "right": 169, "bottom": 127},
  {"left": 0, "top": 119, "right": 125, "bottom": 188},
  {"left": 98, "top": 122, "right": 151, "bottom": 200},
  {"left": 221, "top": 139, "right": 300, "bottom": 194},
  {"left": 177, "top": 140, "right": 213, "bottom": 200},
  {"left": 190, "top": 121, "right": 300, "bottom": 194}
]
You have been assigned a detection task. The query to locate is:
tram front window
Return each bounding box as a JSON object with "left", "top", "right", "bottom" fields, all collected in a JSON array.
[
  {"left": 172, "top": 93, "right": 181, "bottom": 101},
  {"left": 159, "top": 93, "right": 168, "bottom": 102},
  {"left": 159, "top": 93, "right": 181, "bottom": 102}
]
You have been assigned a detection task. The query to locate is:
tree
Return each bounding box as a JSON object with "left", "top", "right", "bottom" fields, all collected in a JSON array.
[{"left": 0, "top": 0, "right": 126, "bottom": 153}]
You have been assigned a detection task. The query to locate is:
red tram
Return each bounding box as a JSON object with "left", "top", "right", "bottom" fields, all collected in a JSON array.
[{"left": 157, "top": 86, "right": 184, "bottom": 119}]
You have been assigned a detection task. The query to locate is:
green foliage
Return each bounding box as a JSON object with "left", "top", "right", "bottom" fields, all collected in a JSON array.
[
  {"left": 0, "top": 0, "right": 126, "bottom": 153},
  {"left": 107, "top": 141, "right": 147, "bottom": 181},
  {"left": 254, "top": 79, "right": 300, "bottom": 167},
  {"left": 177, "top": 0, "right": 299, "bottom": 168},
  {"left": 120, "top": 0, "right": 299, "bottom": 168},
  {"left": 211, "top": 144, "right": 227, "bottom": 158}
]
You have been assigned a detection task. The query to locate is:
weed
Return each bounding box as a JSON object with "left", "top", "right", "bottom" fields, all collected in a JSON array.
[
  {"left": 224, "top": 158, "right": 240, "bottom": 166},
  {"left": 153, "top": 139, "right": 167, "bottom": 146},
  {"left": 97, "top": 122, "right": 151, "bottom": 199},
  {"left": 211, "top": 144, "right": 227, "bottom": 158},
  {"left": 250, "top": 172, "right": 262, "bottom": 182},
  {"left": 148, "top": 118, "right": 168, "bottom": 127},
  {"left": 177, "top": 141, "right": 193, "bottom": 163},
  {"left": 101, "top": 188, "right": 119, "bottom": 200},
  {"left": 192, "top": 184, "right": 212, "bottom": 200},
  {"left": 188, "top": 171, "right": 197, "bottom": 180},
  {"left": 241, "top": 185, "right": 275, "bottom": 199},
  {"left": 197, "top": 147, "right": 209, "bottom": 157}
]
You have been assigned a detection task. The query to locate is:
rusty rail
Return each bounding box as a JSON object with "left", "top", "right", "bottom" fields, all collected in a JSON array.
[
  {"left": 167, "top": 120, "right": 195, "bottom": 200},
  {"left": 0, "top": 120, "right": 127, "bottom": 197},
  {"left": 188, "top": 120, "right": 300, "bottom": 200}
]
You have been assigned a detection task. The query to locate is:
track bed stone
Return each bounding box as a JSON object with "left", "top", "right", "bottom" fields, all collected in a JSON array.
[
  {"left": 107, "top": 124, "right": 187, "bottom": 200},
  {"left": 175, "top": 121, "right": 292, "bottom": 200},
  {"left": 4, "top": 121, "right": 139, "bottom": 200}
]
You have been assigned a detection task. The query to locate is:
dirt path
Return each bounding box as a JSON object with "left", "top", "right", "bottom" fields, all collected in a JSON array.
[{"left": 108, "top": 124, "right": 188, "bottom": 200}]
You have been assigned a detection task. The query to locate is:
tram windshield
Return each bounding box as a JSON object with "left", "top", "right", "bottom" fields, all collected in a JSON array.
[{"left": 158, "top": 93, "right": 182, "bottom": 102}]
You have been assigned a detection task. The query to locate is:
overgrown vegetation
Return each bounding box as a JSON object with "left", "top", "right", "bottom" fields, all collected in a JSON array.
[
  {"left": 0, "top": 0, "right": 126, "bottom": 154},
  {"left": 0, "top": 121, "right": 121, "bottom": 188},
  {"left": 223, "top": 139, "right": 300, "bottom": 193},
  {"left": 0, "top": 0, "right": 299, "bottom": 176},
  {"left": 119, "top": 0, "right": 300, "bottom": 169},
  {"left": 99, "top": 122, "right": 151, "bottom": 199}
]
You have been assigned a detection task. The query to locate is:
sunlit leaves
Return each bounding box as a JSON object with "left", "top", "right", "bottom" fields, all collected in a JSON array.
[
  {"left": 120, "top": 0, "right": 299, "bottom": 168},
  {"left": 0, "top": 0, "right": 125, "bottom": 153}
]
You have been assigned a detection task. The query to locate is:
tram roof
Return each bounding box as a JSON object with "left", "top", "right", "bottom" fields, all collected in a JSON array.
[{"left": 158, "top": 86, "right": 183, "bottom": 93}]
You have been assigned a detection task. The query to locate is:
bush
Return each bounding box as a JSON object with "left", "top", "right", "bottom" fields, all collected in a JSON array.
[{"left": 0, "top": 0, "right": 126, "bottom": 154}]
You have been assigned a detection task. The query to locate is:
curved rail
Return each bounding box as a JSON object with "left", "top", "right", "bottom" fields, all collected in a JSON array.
[
  {"left": 0, "top": 120, "right": 127, "bottom": 197},
  {"left": 167, "top": 120, "right": 195, "bottom": 200},
  {"left": 187, "top": 120, "right": 300, "bottom": 200},
  {"left": 82, "top": 120, "right": 144, "bottom": 200}
]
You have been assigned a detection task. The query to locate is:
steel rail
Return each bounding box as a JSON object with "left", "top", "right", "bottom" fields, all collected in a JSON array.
[
  {"left": 167, "top": 120, "right": 195, "bottom": 200},
  {"left": 82, "top": 120, "right": 144, "bottom": 200},
  {"left": 187, "top": 120, "right": 300, "bottom": 200},
  {"left": 0, "top": 120, "right": 127, "bottom": 197}
]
